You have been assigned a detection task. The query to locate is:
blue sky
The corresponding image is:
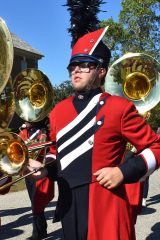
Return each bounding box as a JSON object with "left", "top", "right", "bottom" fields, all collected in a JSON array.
[{"left": 0, "top": 0, "right": 121, "bottom": 86}]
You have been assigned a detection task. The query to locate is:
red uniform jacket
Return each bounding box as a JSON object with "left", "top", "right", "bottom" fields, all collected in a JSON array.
[
  {"left": 48, "top": 92, "right": 160, "bottom": 181},
  {"left": 47, "top": 92, "right": 160, "bottom": 240}
]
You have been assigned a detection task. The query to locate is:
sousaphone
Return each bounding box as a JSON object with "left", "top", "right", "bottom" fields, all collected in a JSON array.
[
  {"left": 105, "top": 53, "right": 160, "bottom": 114},
  {"left": 0, "top": 17, "right": 13, "bottom": 94},
  {"left": 13, "top": 68, "right": 54, "bottom": 122}
]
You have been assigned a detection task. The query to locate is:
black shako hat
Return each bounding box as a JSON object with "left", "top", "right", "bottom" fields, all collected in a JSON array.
[{"left": 68, "top": 27, "right": 111, "bottom": 69}]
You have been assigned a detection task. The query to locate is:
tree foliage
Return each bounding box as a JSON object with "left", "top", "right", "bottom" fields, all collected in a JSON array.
[
  {"left": 119, "top": 0, "right": 160, "bottom": 60},
  {"left": 53, "top": 80, "right": 74, "bottom": 104},
  {"left": 100, "top": 18, "right": 124, "bottom": 61},
  {"left": 148, "top": 104, "right": 160, "bottom": 131},
  {"left": 100, "top": 0, "right": 160, "bottom": 61}
]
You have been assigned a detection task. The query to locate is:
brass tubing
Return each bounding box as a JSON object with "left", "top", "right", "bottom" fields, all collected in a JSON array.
[{"left": 0, "top": 160, "right": 54, "bottom": 192}]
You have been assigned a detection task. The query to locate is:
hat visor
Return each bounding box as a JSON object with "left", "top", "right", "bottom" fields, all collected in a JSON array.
[{"left": 69, "top": 54, "right": 99, "bottom": 64}]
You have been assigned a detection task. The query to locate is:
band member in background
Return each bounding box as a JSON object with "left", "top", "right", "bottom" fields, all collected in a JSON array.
[
  {"left": 28, "top": 27, "right": 160, "bottom": 240},
  {"left": 19, "top": 117, "right": 54, "bottom": 240}
]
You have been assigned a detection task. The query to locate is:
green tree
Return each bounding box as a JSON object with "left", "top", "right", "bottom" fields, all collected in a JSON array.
[
  {"left": 119, "top": 0, "right": 160, "bottom": 60},
  {"left": 100, "top": 0, "right": 160, "bottom": 61},
  {"left": 148, "top": 104, "right": 160, "bottom": 131},
  {"left": 53, "top": 80, "right": 73, "bottom": 104},
  {"left": 100, "top": 18, "right": 124, "bottom": 61}
]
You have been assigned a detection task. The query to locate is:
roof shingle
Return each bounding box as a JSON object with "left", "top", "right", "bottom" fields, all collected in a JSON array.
[{"left": 11, "top": 33, "right": 44, "bottom": 57}]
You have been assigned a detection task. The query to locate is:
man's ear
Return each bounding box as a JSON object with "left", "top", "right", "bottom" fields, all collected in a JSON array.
[{"left": 99, "top": 68, "right": 107, "bottom": 78}]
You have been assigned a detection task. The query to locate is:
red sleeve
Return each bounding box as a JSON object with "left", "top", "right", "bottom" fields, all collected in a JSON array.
[{"left": 121, "top": 101, "right": 160, "bottom": 175}]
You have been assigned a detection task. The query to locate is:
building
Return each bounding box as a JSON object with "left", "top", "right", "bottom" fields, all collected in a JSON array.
[{"left": 11, "top": 32, "right": 44, "bottom": 80}]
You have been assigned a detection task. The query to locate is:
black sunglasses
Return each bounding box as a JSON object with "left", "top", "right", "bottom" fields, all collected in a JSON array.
[{"left": 67, "top": 62, "right": 97, "bottom": 74}]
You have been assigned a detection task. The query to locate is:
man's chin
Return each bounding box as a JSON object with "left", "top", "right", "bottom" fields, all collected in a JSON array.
[
  {"left": 73, "top": 82, "right": 97, "bottom": 92},
  {"left": 73, "top": 85, "right": 85, "bottom": 92}
]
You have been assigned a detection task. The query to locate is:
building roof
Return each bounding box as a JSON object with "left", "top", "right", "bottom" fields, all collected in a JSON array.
[{"left": 11, "top": 32, "right": 44, "bottom": 58}]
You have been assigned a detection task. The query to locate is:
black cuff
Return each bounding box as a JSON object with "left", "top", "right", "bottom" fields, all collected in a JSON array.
[
  {"left": 45, "top": 158, "right": 58, "bottom": 181},
  {"left": 119, "top": 155, "right": 147, "bottom": 183},
  {"left": 124, "top": 150, "right": 135, "bottom": 161}
]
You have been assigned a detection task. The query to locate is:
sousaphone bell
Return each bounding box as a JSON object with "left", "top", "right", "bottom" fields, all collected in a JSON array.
[
  {"left": 13, "top": 68, "right": 55, "bottom": 122},
  {"left": 105, "top": 53, "right": 160, "bottom": 114}
]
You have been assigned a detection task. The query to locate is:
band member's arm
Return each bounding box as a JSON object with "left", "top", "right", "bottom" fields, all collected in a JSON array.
[
  {"left": 94, "top": 102, "right": 160, "bottom": 189},
  {"left": 118, "top": 155, "right": 147, "bottom": 183},
  {"left": 120, "top": 102, "right": 160, "bottom": 183}
]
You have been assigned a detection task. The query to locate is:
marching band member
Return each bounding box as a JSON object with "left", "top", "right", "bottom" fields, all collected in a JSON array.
[
  {"left": 28, "top": 27, "right": 160, "bottom": 240},
  {"left": 19, "top": 117, "right": 54, "bottom": 240}
]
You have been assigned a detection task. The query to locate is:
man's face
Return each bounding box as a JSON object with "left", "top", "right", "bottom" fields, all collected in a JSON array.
[{"left": 68, "top": 62, "right": 101, "bottom": 91}]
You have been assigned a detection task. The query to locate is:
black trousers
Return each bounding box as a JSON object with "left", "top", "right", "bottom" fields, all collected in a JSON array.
[
  {"left": 143, "top": 177, "right": 149, "bottom": 198},
  {"left": 25, "top": 178, "right": 47, "bottom": 239},
  {"left": 56, "top": 180, "right": 89, "bottom": 240}
]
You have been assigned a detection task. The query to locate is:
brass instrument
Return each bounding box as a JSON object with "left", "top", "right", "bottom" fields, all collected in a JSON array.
[
  {"left": 0, "top": 131, "right": 54, "bottom": 192},
  {"left": 0, "top": 18, "right": 15, "bottom": 131},
  {"left": 0, "top": 132, "right": 28, "bottom": 175},
  {"left": 105, "top": 53, "right": 160, "bottom": 114},
  {"left": 0, "top": 77, "right": 15, "bottom": 131},
  {"left": 13, "top": 68, "right": 55, "bottom": 122},
  {"left": 25, "top": 128, "right": 48, "bottom": 162},
  {"left": 0, "top": 17, "right": 13, "bottom": 94}
]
